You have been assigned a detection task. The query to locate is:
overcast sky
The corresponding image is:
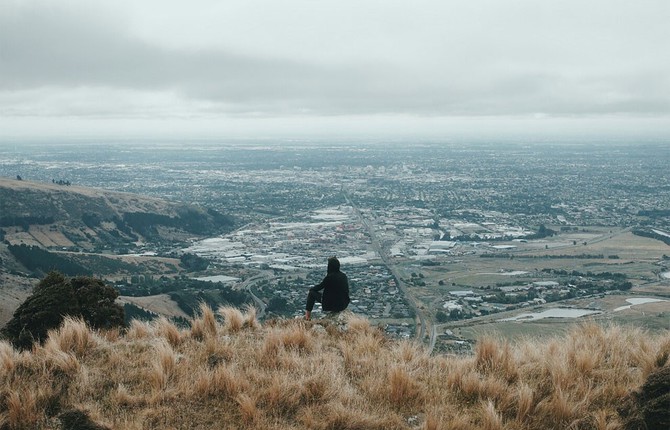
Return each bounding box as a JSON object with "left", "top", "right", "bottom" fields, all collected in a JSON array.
[{"left": 1, "top": 0, "right": 669, "bottom": 139}]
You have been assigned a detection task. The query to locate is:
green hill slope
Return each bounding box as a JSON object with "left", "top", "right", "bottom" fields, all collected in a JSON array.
[{"left": 0, "top": 177, "right": 234, "bottom": 252}]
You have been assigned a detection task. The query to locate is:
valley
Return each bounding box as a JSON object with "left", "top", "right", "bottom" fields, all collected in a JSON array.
[{"left": 1, "top": 139, "right": 668, "bottom": 349}]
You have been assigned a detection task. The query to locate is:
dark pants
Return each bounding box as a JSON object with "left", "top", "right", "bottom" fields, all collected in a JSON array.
[{"left": 306, "top": 289, "right": 322, "bottom": 311}]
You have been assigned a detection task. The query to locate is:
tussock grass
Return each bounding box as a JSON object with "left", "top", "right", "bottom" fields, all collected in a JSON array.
[
  {"left": 388, "top": 365, "right": 424, "bottom": 409},
  {"left": 148, "top": 340, "right": 177, "bottom": 392},
  {"left": 43, "top": 316, "right": 98, "bottom": 357},
  {"left": 0, "top": 310, "right": 667, "bottom": 429},
  {"left": 481, "top": 400, "right": 504, "bottom": 430},
  {"left": 242, "top": 303, "right": 261, "bottom": 330},
  {"left": 199, "top": 302, "right": 218, "bottom": 337},
  {"left": 235, "top": 393, "right": 258, "bottom": 425},
  {"left": 475, "top": 337, "right": 518, "bottom": 383},
  {"left": 126, "top": 319, "right": 150, "bottom": 340},
  {"left": 193, "top": 362, "right": 248, "bottom": 398},
  {"left": 153, "top": 317, "right": 182, "bottom": 347},
  {"left": 0, "top": 341, "right": 20, "bottom": 377}
]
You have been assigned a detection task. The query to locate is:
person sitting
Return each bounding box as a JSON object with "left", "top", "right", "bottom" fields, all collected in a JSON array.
[{"left": 305, "top": 256, "right": 350, "bottom": 321}]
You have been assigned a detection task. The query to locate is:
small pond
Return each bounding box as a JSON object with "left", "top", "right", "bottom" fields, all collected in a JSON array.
[
  {"left": 613, "top": 297, "right": 668, "bottom": 312},
  {"left": 499, "top": 308, "right": 601, "bottom": 322}
]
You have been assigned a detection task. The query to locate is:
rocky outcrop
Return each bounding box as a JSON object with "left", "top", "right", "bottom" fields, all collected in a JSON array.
[{"left": 620, "top": 365, "right": 670, "bottom": 430}]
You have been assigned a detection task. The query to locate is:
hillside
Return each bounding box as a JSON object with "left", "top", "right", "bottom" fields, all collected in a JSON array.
[
  {"left": 0, "top": 308, "right": 668, "bottom": 429},
  {"left": 0, "top": 273, "right": 32, "bottom": 327},
  {"left": 0, "top": 177, "right": 237, "bottom": 324},
  {"left": 0, "top": 178, "right": 234, "bottom": 252}
]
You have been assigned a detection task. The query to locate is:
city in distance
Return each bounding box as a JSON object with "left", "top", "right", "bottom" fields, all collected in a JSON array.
[{"left": 0, "top": 139, "right": 668, "bottom": 353}]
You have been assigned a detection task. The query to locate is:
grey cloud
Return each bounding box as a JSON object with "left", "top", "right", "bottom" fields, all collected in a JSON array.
[
  {"left": 0, "top": 7, "right": 409, "bottom": 117},
  {"left": 0, "top": 6, "right": 323, "bottom": 93},
  {"left": 1, "top": 2, "right": 669, "bottom": 119}
]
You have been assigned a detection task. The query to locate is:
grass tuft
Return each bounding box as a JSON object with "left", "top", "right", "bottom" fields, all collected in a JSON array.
[
  {"left": 480, "top": 400, "right": 504, "bottom": 430},
  {"left": 112, "top": 383, "right": 146, "bottom": 408},
  {"left": 197, "top": 363, "right": 247, "bottom": 398},
  {"left": 422, "top": 414, "right": 441, "bottom": 430},
  {"left": 218, "top": 305, "right": 245, "bottom": 333},
  {"left": 243, "top": 304, "right": 261, "bottom": 330},
  {"left": 0, "top": 341, "right": 19, "bottom": 377},
  {"left": 189, "top": 318, "right": 205, "bottom": 341},
  {"left": 236, "top": 393, "right": 258, "bottom": 425},
  {"left": 43, "top": 317, "right": 97, "bottom": 357},
  {"left": 344, "top": 312, "right": 375, "bottom": 334},
  {"left": 126, "top": 319, "right": 150, "bottom": 339},
  {"left": 281, "top": 324, "right": 313, "bottom": 352},
  {"left": 153, "top": 317, "right": 183, "bottom": 347},
  {"left": 199, "top": 302, "right": 218, "bottom": 337},
  {"left": 654, "top": 338, "right": 670, "bottom": 368},
  {"left": 475, "top": 337, "right": 518, "bottom": 382},
  {"left": 148, "top": 340, "right": 177, "bottom": 392},
  {"left": 388, "top": 365, "right": 423, "bottom": 409},
  {"left": 515, "top": 383, "right": 535, "bottom": 423},
  {"left": 5, "top": 389, "right": 39, "bottom": 429}
]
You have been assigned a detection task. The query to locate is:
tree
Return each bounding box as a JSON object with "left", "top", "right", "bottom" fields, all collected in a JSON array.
[
  {"left": 617, "top": 281, "right": 633, "bottom": 291},
  {"left": 266, "top": 297, "right": 289, "bottom": 313},
  {"left": 527, "top": 224, "right": 556, "bottom": 239},
  {"left": 180, "top": 253, "right": 209, "bottom": 272},
  {"left": 1, "top": 271, "right": 125, "bottom": 350},
  {"left": 8, "top": 244, "right": 91, "bottom": 276}
]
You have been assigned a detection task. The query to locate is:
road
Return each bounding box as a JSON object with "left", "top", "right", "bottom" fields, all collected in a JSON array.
[
  {"left": 237, "top": 273, "right": 269, "bottom": 319},
  {"left": 344, "top": 192, "right": 436, "bottom": 352}
]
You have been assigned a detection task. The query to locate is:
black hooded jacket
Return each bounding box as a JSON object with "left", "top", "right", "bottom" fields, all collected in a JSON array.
[{"left": 311, "top": 259, "right": 350, "bottom": 312}]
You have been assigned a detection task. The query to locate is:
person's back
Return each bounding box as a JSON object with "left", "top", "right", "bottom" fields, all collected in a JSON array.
[
  {"left": 304, "top": 256, "right": 350, "bottom": 320},
  {"left": 320, "top": 269, "right": 349, "bottom": 312}
]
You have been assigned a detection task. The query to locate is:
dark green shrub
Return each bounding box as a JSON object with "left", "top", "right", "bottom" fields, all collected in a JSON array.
[{"left": 1, "top": 271, "right": 125, "bottom": 349}]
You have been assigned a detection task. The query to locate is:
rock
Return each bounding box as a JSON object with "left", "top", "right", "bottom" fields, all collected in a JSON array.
[
  {"left": 58, "top": 409, "right": 111, "bottom": 430},
  {"left": 324, "top": 310, "right": 354, "bottom": 332},
  {"left": 310, "top": 324, "right": 327, "bottom": 335},
  {"left": 620, "top": 366, "right": 670, "bottom": 430}
]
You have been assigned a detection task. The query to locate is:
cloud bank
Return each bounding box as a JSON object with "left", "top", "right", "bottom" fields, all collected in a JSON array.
[{"left": 1, "top": 0, "right": 669, "bottom": 137}]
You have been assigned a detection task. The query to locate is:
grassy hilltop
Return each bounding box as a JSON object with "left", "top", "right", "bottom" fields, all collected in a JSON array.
[{"left": 1, "top": 307, "right": 668, "bottom": 430}]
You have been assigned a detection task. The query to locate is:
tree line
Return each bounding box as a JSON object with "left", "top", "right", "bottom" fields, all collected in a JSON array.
[
  {"left": 114, "top": 276, "right": 251, "bottom": 317},
  {"left": 632, "top": 228, "right": 670, "bottom": 246},
  {"left": 122, "top": 208, "right": 234, "bottom": 238},
  {"left": 0, "top": 215, "right": 55, "bottom": 228},
  {"left": 481, "top": 253, "right": 619, "bottom": 259},
  {"left": 8, "top": 244, "right": 92, "bottom": 276}
]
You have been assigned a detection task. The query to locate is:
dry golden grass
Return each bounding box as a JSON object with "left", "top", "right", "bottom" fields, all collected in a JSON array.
[
  {"left": 43, "top": 317, "right": 99, "bottom": 358},
  {"left": 0, "top": 307, "right": 667, "bottom": 429}
]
